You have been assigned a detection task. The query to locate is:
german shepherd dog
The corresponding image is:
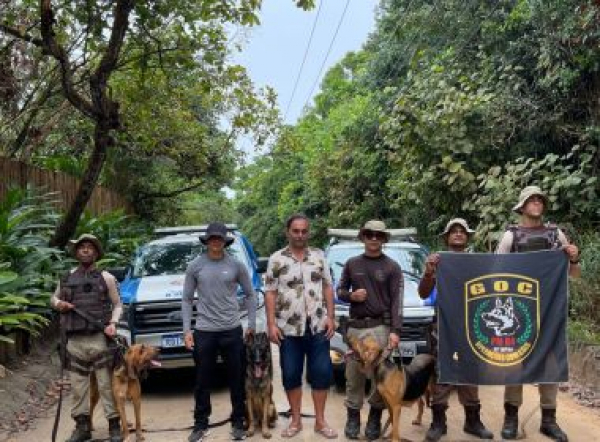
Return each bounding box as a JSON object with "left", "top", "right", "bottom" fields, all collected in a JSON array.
[
  {"left": 244, "top": 332, "right": 277, "bottom": 438},
  {"left": 349, "top": 335, "right": 435, "bottom": 442}
]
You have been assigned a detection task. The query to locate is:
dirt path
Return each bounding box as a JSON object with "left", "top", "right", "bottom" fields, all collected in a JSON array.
[{"left": 3, "top": 347, "right": 600, "bottom": 442}]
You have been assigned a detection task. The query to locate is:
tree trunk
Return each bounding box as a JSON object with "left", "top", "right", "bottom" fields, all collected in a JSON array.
[{"left": 49, "top": 123, "right": 110, "bottom": 248}]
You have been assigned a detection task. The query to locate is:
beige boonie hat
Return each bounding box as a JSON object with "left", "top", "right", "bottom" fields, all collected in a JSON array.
[
  {"left": 358, "top": 220, "right": 391, "bottom": 242},
  {"left": 68, "top": 234, "right": 103, "bottom": 259},
  {"left": 439, "top": 218, "right": 475, "bottom": 237},
  {"left": 512, "top": 185, "right": 548, "bottom": 214}
]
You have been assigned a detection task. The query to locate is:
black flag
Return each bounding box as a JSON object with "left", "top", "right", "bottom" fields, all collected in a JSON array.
[{"left": 437, "top": 250, "right": 569, "bottom": 385}]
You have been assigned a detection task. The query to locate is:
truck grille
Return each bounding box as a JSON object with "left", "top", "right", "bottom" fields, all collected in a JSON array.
[
  {"left": 400, "top": 318, "right": 432, "bottom": 342},
  {"left": 132, "top": 300, "right": 193, "bottom": 334}
]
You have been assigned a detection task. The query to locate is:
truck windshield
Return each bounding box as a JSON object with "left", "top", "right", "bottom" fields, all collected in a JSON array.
[
  {"left": 132, "top": 239, "right": 249, "bottom": 278},
  {"left": 328, "top": 245, "right": 427, "bottom": 282}
]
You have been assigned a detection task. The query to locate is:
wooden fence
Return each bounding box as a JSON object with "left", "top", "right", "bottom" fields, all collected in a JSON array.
[{"left": 0, "top": 157, "right": 132, "bottom": 215}]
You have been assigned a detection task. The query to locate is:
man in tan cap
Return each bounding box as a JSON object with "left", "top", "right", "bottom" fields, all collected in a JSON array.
[
  {"left": 337, "top": 220, "right": 403, "bottom": 441},
  {"left": 496, "top": 186, "right": 579, "bottom": 441},
  {"left": 418, "top": 218, "right": 494, "bottom": 441},
  {"left": 51, "top": 234, "right": 123, "bottom": 442}
]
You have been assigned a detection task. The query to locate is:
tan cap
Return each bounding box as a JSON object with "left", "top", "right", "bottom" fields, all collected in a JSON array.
[
  {"left": 68, "top": 234, "right": 103, "bottom": 259},
  {"left": 439, "top": 218, "right": 475, "bottom": 237},
  {"left": 512, "top": 185, "right": 548, "bottom": 214},
  {"left": 358, "top": 220, "right": 390, "bottom": 241}
]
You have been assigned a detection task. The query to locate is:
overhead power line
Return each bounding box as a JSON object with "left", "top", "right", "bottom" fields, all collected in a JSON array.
[
  {"left": 284, "top": 0, "right": 323, "bottom": 121},
  {"left": 302, "top": 0, "right": 351, "bottom": 111}
]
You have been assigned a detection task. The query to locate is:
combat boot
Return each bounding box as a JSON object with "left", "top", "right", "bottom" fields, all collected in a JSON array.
[
  {"left": 540, "top": 408, "right": 568, "bottom": 441},
  {"left": 364, "top": 406, "right": 383, "bottom": 441},
  {"left": 65, "top": 415, "right": 91, "bottom": 442},
  {"left": 463, "top": 404, "right": 493, "bottom": 439},
  {"left": 501, "top": 403, "right": 519, "bottom": 439},
  {"left": 108, "top": 416, "right": 123, "bottom": 442},
  {"left": 425, "top": 404, "right": 448, "bottom": 441},
  {"left": 344, "top": 407, "right": 361, "bottom": 439}
]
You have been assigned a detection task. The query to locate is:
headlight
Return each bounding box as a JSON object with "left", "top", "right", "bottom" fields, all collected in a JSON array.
[{"left": 330, "top": 349, "right": 344, "bottom": 365}]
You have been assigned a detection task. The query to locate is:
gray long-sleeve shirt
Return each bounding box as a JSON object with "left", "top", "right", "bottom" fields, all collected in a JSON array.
[{"left": 182, "top": 254, "right": 256, "bottom": 332}]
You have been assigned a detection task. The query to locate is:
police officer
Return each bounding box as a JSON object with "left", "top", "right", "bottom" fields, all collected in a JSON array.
[
  {"left": 418, "top": 218, "right": 494, "bottom": 441},
  {"left": 51, "top": 234, "right": 123, "bottom": 442},
  {"left": 496, "top": 186, "right": 580, "bottom": 441},
  {"left": 338, "top": 220, "right": 403, "bottom": 441}
]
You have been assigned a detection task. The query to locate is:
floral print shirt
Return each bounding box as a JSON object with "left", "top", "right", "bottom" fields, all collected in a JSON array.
[{"left": 265, "top": 246, "right": 332, "bottom": 336}]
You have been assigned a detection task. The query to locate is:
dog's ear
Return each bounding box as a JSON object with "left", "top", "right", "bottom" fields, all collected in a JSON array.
[
  {"left": 496, "top": 298, "right": 502, "bottom": 308},
  {"left": 244, "top": 331, "right": 254, "bottom": 345},
  {"left": 126, "top": 346, "right": 138, "bottom": 379}
]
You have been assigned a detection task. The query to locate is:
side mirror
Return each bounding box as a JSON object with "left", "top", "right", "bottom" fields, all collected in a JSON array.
[
  {"left": 256, "top": 257, "right": 269, "bottom": 274},
  {"left": 107, "top": 266, "right": 129, "bottom": 282}
]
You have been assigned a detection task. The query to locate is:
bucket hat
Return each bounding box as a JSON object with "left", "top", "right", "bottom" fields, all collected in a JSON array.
[
  {"left": 199, "top": 222, "right": 234, "bottom": 247},
  {"left": 68, "top": 233, "right": 103, "bottom": 259},
  {"left": 512, "top": 185, "right": 548, "bottom": 214},
  {"left": 358, "top": 220, "right": 391, "bottom": 242},
  {"left": 439, "top": 218, "right": 475, "bottom": 237}
]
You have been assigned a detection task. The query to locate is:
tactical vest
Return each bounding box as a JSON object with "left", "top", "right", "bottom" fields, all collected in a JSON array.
[
  {"left": 59, "top": 269, "right": 111, "bottom": 333},
  {"left": 508, "top": 224, "right": 562, "bottom": 253}
]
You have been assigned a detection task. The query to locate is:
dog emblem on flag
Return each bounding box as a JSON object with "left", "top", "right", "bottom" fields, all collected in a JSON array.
[{"left": 465, "top": 274, "right": 539, "bottom": 367}]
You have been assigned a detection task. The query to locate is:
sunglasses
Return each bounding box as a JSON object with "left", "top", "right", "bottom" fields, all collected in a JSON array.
[{"left": 362, "top": 230, "right": 387, "bottom": 241}]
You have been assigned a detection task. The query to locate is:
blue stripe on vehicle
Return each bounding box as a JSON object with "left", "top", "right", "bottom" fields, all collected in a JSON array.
[{"left": 119, "top": 277, "right": 141, "bottom": 304}]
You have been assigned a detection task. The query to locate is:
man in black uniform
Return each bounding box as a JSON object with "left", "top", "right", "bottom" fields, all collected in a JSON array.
[
  {"left": 337, "top": 220, "right": 403, "bottom": 441},
  {"left": 51, "top": 234, "right": 123, "bottom": 442},
  {"left": 497, "top": 186, "right": 580, "bottom": 441}
]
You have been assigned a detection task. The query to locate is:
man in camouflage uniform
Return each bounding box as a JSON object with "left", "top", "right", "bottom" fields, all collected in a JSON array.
[
  {"left": 51, "top": 234, "right": 123, "bottom": 442},
  {"left": 418, "top": 218, "right": 494, "bottom": 441},
  {"left": 496, "top": 186, "right": 580, "bottom": 441}
]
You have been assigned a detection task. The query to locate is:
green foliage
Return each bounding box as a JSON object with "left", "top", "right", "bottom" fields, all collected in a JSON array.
[
  {"left": 0, "top": 187, "right": 150, "bottom": 343},
  {"left": 74, "top": 210, "right": 151, "bottom": 268}
]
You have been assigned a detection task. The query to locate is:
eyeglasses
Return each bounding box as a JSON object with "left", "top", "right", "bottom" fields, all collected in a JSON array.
[
  {"left": 207, "top": 236, "right": 225, "bottom": 242},
  {"left": 363, "top": 230, "right": 387, "bottom": 241}
]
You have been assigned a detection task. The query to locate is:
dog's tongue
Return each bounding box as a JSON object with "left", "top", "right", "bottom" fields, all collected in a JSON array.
[
  {"left": 150, "top": 360, "right": 162, "bottom": 368},
  {"left": 254, "top": 366, "right": 263, "bottom": 378}
]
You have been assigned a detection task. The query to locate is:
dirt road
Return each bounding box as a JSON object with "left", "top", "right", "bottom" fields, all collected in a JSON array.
[{"left": 5, "top": 346, "right": 600, "bottom": 442}]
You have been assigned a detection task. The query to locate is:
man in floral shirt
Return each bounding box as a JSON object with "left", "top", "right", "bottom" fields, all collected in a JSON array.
[{"left": 265, "top": 213, "right": 337, "bottom": 439}]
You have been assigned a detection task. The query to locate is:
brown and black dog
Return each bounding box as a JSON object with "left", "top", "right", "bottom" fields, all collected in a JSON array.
[
  {"left": 349, "top": 335, "right": 435, "bottom": 442},
  {"left": 90, "top": 342, "right": 161, "bottom": 441},
  {"left": 244, "top": 332, "right": 277, "bottom": 438}
]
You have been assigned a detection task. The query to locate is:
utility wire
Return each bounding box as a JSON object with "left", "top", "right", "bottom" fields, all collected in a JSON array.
[
  {"left": 302, "top": 0, "right": 351, "bottom": 111},
  {"left": 283, "top": 0, "right": 324, "bottom": 121}
]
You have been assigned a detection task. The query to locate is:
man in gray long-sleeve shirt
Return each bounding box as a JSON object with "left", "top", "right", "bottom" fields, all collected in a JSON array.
[{"left": 182, "top": 222, "right": 256, "bottom": 442}]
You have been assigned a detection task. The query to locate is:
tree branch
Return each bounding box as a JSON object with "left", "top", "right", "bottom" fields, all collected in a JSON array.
[
  {"left": 89, "top": 0, "right": 134, "bottom": 127},
  {"left": 40, "top": 0, "right": 95, "bottom": 119},
  {"left": 136, "top": 180, "right": 207, "bottom": 201},
  {"left": 0, "top": 23, "right": 43, "bottom": 46}
]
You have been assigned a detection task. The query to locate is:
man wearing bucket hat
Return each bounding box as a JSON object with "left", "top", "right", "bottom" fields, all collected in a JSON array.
[
  {"left": 337, "top": 220, "right": 403, "bottom": 441},
  {"left": 182, "top": 222, "right": 256, "bottom": 442},
  {"left": 50, "top": 234, "right": 124, "bottom": 442},
  {"left": 496, "top": 186, "right": 580, "bottom": 441},
  {"left": 418, "top": 218, "right": 494, "bottom": 441}
]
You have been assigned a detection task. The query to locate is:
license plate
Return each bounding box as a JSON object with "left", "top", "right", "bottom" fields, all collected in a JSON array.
[
  {"left": 162, "top": 333, "right": 184, "bottom": 348},
  {"left": 399, "top": 341, "right": 417, "bottom": 358}
]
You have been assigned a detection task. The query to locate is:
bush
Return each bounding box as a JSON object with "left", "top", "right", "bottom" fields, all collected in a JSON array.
[{"left": 569, "top": 231, "right": 600, "bottom": 343}]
